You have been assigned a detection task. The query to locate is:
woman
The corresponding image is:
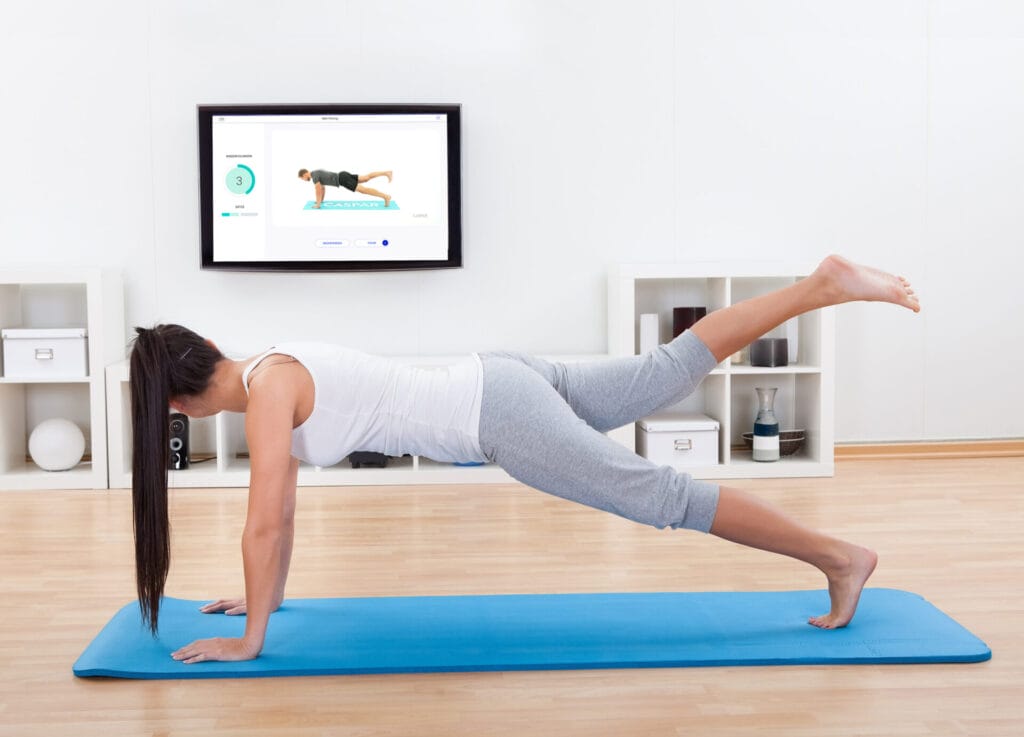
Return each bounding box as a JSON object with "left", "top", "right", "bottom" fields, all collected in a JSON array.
[{"left": 129, "top": 255, "right": 919, "bottom": 664}]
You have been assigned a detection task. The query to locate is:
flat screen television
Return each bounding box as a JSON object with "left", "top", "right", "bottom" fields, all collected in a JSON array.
[{"left": 198, "top": 104, "right": 461, "bottom": 271}]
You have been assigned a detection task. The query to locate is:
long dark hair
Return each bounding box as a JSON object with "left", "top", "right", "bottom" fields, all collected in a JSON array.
[{"left": 129, "top": 324, "right": 224, "bottom": 634}]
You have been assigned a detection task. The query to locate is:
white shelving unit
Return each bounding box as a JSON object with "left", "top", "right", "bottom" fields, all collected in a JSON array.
[
  {"left": 106, "top": 354, "right": 625, "bottom": 489},
  {"left": 608, "top": 262, "right": 835, "bottom": 479},
  {"left": 0, "top": 269, "right": 124, "bottom": 490}
]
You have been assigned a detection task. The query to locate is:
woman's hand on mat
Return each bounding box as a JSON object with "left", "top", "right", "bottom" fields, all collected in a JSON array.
[
  {"left": 171, "top": 636, "right": 260, "bottom": 664},
  {"left": 199, "top": 598, "right": 247, "bottom": 615}
]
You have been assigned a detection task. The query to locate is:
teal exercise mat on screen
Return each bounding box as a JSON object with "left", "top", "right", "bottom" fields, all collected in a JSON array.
[
  {"left": 73, "top": 589, "right": 990, "bottom": 680},
  {"left": 302, "top": 200, "right": 399, "bottom": 210}
]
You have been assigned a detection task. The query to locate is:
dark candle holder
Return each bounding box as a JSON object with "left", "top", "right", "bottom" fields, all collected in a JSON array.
[
  {"left": 749, "top": 338, "right": 789, "bottom": 367},
  {"left": 672, "top": 307, "right": 707, "bottom": 338}
]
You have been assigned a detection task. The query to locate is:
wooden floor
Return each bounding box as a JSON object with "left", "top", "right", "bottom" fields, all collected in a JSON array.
[{"left": 1, "top": 456, "right": 1022, "bottom": 736}]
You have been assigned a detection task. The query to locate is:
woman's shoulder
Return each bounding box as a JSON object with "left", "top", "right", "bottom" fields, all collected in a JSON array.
[{"left": 244, "top": 356, "right": 315, "bottom": 426}]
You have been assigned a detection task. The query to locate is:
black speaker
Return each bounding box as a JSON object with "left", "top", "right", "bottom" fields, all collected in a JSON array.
[
  {"left": 348, "top": 451, "right": 388, "bottom": 469},
  {"left": 169, "top": 412, "right": 190, "bottom": 470}
]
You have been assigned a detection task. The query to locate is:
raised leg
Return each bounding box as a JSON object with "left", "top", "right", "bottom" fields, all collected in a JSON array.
[
  {"left": 358, "top": 170, "right": 393, "bottom": 183},
  {"left": 710, "top": 486, "right": 878, "bottom": 628},
  {"left": 481, "top": 330, "right": 718, "bottom": 433},
  {"left": 691, "top": 255, "right": 920, "bottom": 363}
]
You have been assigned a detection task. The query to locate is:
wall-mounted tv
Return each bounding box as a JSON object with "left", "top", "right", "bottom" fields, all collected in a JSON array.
[{"left": 198, "top": 104, "right": 461, "bottom": 271}]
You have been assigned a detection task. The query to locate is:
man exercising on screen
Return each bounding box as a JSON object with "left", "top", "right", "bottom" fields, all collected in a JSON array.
[{"left": 298, "top": 168, "right": 393, "bottom": 208}]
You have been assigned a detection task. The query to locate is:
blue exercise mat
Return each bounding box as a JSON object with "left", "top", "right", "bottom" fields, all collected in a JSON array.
[{"left": 73, "top": 589, "right": 990, "bottom": 679}]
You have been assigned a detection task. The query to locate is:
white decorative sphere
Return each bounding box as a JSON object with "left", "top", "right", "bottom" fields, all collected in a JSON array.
[{"left": 29, "top": 418, "right": 86, "bottom": 472}]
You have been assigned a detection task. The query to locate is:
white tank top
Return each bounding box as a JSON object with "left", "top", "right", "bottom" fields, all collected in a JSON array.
[{"left": 241, "top": 343, "right": 486, "bottom": 466}]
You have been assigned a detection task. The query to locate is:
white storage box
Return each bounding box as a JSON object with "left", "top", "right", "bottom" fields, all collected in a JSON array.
[
  {"left": 637, "top": 412, "right": 720, "bottom": 469},
  {"left": 1, "top": 328, "right": 89, "bottom": 379}
]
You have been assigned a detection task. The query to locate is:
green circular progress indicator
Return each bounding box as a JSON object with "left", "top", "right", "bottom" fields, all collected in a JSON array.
[{"left": 225, "top": 164, "right": 256, "bottom": 194}]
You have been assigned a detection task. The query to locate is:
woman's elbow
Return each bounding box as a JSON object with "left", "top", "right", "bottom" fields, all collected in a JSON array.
[{"left": 242, "top": 523, "right": 284, "bottom": 546}]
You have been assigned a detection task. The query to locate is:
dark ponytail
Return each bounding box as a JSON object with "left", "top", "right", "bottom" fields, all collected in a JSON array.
[{"left": 129, "top": 324, "right": 223, "bottom": 634}]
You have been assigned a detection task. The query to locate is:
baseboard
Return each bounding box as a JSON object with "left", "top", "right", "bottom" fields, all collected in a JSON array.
[{"left": 835, "top": 439, "right": 1024, "bottom": 461}]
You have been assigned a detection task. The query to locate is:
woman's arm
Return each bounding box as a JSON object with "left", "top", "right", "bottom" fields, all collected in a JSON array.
[
  {"left": 199, "top": 458, "right": 298, "bottom": 616},
  {"left": 273, "top": 457, "right": 298, "bottom": 608},
  {"left": 172, "top": 375, "right": 300, "bottom": 664}
]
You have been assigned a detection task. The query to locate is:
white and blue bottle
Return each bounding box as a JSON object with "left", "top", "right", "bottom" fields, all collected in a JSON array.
[{"left": 752, "top": 387, "right": 780, "bottom": 462}]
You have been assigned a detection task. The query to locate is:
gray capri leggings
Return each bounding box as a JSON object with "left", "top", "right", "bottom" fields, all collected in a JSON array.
[{"left": 477, "top": 330, "right": 721, "bottom": 533}]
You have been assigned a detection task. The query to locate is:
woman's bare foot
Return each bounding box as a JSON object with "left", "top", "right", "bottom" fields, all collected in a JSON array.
[
  {"left": 809, "top": 544, "right": 878, "bottom": 629},
  {"left": 384, "top": 194, "right": 392, "bottom": 208},
  {"left": 385, "top": 170, "right": 393, "bottom": 183},
  {"left": 813, "top": 254, "right": 920, "bottom": 313}
]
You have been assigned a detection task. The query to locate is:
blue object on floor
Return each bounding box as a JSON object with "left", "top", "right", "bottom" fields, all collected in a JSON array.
[{"left": 73, "top": 589, "right": 990, "bottom": 680}]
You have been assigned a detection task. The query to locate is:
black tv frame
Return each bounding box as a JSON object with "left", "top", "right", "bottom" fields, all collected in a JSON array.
[{"left": 198, "top": 103, "right": 462, "bottom": 272}]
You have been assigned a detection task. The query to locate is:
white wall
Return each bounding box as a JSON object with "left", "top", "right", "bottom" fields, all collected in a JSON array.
[{"left": 1, "top": 0, "right": 1021, "bottom": 442}]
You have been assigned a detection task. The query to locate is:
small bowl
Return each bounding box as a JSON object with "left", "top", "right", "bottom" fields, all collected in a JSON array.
[{"left": 741, "top": 430, "right": 805, "bottom": 457}]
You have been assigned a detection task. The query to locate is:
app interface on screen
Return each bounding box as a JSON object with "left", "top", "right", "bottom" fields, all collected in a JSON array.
[{"left": 211, "top": 113, "right": 450, "bottom": 262}]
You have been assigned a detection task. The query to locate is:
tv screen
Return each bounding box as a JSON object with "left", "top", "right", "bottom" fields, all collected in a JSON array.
[{"left": 198, "top": 104, "right": 461, "bottom": 271}]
